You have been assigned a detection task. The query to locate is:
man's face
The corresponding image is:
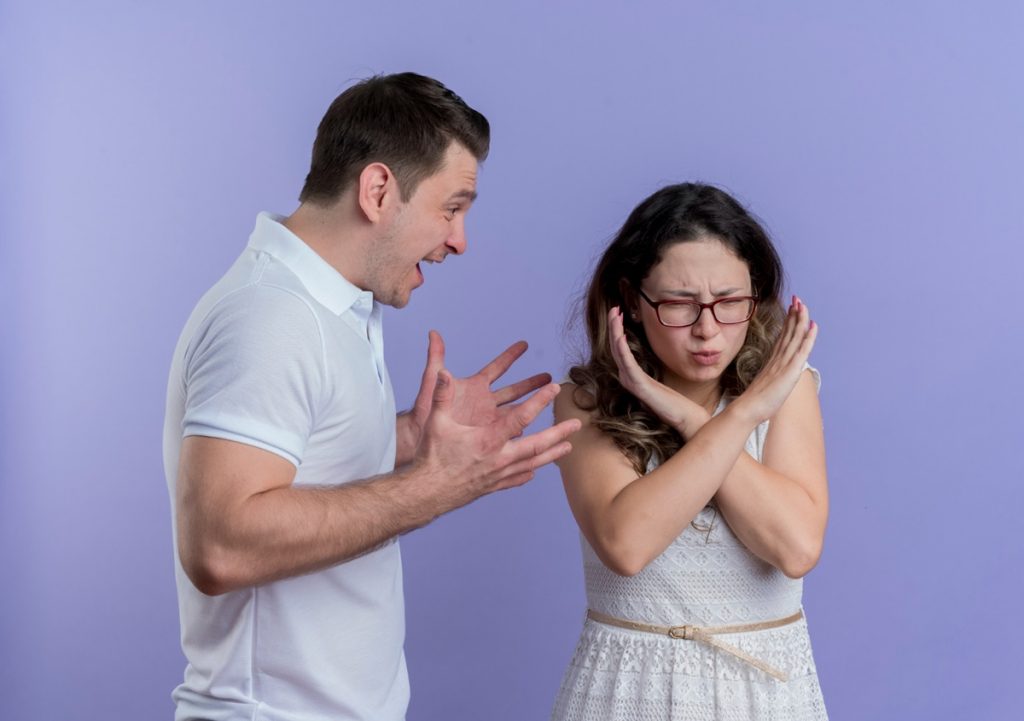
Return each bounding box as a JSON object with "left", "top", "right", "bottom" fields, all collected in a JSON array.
[{"left": 368, "top": 142, "right": 478, "bottom": 308}]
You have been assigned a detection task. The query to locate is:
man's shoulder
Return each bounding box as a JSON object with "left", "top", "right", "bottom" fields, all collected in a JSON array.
[
  {"left": 181, "top": 267, "right": 326, "bottom": 370},
  {"left": 195, "top": 256, "right": 321, "bottom": 332}
]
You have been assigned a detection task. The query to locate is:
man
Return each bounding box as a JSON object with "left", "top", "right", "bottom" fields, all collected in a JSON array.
[{"left": 162, "top": 72, "right": 580, "bottom": 721}]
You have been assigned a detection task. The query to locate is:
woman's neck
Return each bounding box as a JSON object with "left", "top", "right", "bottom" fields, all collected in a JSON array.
[{"left": 664, "top": 373, "right": 723, "bottom": 415}]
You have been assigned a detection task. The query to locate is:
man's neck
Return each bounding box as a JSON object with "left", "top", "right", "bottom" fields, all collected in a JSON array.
[{"left": 282, "top": 199, "right": 370, "bottom": 290}]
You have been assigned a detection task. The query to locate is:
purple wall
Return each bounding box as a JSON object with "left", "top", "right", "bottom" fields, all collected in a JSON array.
[{"left": 3, "top": 2, "right": 1021, "bottom": 719}]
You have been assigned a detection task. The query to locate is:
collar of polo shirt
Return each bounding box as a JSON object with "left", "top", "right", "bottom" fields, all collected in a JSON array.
[{"left": 248, "top": 212, "right": 374, "bottom": 318}]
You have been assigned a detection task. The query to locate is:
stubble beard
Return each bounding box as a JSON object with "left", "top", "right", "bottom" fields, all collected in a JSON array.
[{"left": 366, "top": 220, "right": 411, "bottom": 309}]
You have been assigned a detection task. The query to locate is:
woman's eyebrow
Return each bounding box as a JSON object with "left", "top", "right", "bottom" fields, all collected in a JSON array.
[{"left": 659, "top": 287, "right": 745, "bottom": 298}]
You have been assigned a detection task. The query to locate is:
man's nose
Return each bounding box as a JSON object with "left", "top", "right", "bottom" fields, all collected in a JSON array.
[{"left": 446, "top": 218, "right": 468, "bottom": 255}]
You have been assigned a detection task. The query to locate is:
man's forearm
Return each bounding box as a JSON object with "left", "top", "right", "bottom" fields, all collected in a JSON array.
[
  {"left": 180, "top": 466, "right": 439, "bottom": 595},
  {"left": 394, "top": 411, "right": 419, "bottom": 467}
]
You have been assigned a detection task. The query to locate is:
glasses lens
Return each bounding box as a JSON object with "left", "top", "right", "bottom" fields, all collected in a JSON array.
[
  {"left": 713, "top": 298, "right": 755, "bottom": 323},
  {"left": 658, "top": 302, "right": 701, "bottom": 327}
]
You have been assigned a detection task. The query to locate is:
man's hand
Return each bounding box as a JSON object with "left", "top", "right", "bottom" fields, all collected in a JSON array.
[
  {"left": 411, "top": 367, "right": 581, "bottom": 512},
  {"left": 396, "top": 331, "right": 552, "bottom": 465}
]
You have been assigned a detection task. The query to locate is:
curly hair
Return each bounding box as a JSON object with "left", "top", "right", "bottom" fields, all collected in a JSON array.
[{"left": 568, "top": 183, "right": 786, "bottom": 476}]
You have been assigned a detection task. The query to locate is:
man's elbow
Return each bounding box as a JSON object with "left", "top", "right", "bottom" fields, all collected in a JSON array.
[{"left": 179, "top": 538, "right": 241, "bottom": 596}]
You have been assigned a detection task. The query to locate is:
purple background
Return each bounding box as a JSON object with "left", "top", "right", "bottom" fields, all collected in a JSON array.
[{"left": 2, "top": 2, "right": 1022, "bottom": 719}]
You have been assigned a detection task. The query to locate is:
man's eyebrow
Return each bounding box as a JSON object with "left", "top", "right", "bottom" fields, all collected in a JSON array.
[{"left": 447, "top": 189, "right": 478, "bottom": 203}]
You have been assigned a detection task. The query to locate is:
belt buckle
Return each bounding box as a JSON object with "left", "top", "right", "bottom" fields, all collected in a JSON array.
[{"left": 668, "top": 624, "right": 694, "bottom": 640}]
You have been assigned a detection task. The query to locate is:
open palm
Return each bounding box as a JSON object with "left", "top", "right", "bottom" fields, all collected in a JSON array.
[{"left": 409, "top": 331, "right": 552, "bottom": 438}]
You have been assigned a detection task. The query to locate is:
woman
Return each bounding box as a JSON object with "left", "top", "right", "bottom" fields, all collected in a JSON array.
[{"left": 550, "top": 183, "right": 828, "bottom": 720}]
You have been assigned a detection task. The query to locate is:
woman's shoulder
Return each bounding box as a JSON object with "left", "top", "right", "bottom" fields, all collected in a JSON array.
[{"left": 554, "top": 381, "right": 596, "bottom": 424}]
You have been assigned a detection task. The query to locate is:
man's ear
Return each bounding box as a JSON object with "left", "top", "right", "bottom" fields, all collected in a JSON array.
[{"left": 357, "top": 162, "right": 398, "bottom": 223}]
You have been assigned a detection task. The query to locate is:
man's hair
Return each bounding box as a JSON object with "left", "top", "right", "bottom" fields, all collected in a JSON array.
[{"left": 298, "top": 72, "right": 490, "bottom": 205}]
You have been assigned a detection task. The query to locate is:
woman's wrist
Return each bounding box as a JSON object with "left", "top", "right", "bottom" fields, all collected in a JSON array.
[
  {"left": 718, "top": 396, "right": 763, "bottom": 430},
  {"left": 674, "top": 407, "right": 712, "bottom": 441}
]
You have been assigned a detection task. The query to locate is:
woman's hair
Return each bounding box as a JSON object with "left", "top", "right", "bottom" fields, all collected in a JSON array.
[{"left": 568, "top": 183, "right": 786, "bottom": 475}]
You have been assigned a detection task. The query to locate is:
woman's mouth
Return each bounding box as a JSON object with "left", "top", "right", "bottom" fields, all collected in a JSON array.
[{"left": 691, "top": 351, "right": 721, "bottom": 366}]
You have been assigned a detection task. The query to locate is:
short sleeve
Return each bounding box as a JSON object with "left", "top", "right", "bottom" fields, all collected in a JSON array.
[
  {"left": 804, "top": 362, "right": 821, "bottom": 393},
  {"left": 181, "top": 284, "right": 326, "bottom": 467}
]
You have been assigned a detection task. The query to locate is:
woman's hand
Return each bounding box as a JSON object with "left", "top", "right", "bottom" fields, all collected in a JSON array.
[
  {"left": 608, "top": 306, "right": 709, "bottom": 439},
  {"left": 733, "top": 296, "right": 818, "bottom": 425}
]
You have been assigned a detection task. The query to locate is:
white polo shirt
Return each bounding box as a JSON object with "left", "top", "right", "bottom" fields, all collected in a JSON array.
[{"left": 162, "top": 213, "right": 407, "bottom": 721}]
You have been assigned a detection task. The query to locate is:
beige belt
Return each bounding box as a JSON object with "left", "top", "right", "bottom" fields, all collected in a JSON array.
[{"left": 586, "top": 608, "right": 803, "bottom": 682}]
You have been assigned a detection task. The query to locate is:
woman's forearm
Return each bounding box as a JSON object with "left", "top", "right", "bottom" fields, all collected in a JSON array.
[
  {"left": 593, "top": 402, "right": 760, "bottom": 575},
  {"left": 714, "top": 453, "right": 828, "bottom": 577}
]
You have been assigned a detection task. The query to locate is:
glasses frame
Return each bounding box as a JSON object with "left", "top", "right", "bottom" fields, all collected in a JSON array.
[{"left": 635, "top": 288, "right": 759, "bottom": 328}]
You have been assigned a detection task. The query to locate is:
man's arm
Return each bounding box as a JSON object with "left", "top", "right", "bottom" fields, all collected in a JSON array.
[{"left": 178, "top": 369, "right": 579, "bottom": 596}]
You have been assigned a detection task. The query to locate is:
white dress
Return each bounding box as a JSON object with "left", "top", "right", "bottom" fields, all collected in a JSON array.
[{"left": 551, "top": 374, "right": 828, "bottom": 721}]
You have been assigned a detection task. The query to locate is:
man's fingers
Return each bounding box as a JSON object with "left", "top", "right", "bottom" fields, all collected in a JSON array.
[
  {"left": 414, "top": 331, "right": 447, "bottom": 409},
  {"left": 503, "top": 440, "right": 575, "bottom": 477},
  {"left": 493, "top": 372, "right": 553, "bottom": 406},
  {"left": 427, "top": 330, "right": 446, "bottom": 370},
  {"left": 495, "top": 470, "right": 535, "bottom": 491},
  {"left": 501, "top": 421, "right": 579, "bottom": 471},
  {"left": 431, "top": 369, "right": 455, "bottom": 410},
  {"left": 501, "top": 383, "right": 562, "bottom": 436},
  {"left": 477, "top": 340, "right": 529, "bottom": 384}
]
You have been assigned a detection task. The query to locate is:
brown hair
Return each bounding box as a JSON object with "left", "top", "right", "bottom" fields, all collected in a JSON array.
[
  {"left": 569, "top": 183, "right": 786, "bottom": 475},
  {"left": 299, "top": 72, "right": 490, "bottom": 204}
]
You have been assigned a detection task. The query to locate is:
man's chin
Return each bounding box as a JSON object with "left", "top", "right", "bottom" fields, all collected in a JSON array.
[{"left": 384, "top": 289, "right": 413, "bottom": 309}]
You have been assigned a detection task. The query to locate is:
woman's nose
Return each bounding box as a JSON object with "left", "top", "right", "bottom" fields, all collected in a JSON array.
[{"left": 690, "top": 306, "right": 720, "bottom": 338}]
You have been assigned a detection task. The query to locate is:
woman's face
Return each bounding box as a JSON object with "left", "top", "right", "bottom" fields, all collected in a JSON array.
[{"left": 635, "top": 237, "right": 753, "bottom": 393}]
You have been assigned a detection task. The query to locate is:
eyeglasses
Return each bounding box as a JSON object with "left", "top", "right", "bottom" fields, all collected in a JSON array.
[{"left": 636, "top": 288, "right": 758, "bottom": 328}]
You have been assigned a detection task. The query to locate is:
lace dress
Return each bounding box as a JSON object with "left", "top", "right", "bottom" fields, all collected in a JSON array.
[{"left": 550, "top": 380, "right": 828, "bottom": 721}]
